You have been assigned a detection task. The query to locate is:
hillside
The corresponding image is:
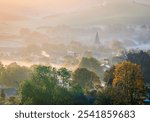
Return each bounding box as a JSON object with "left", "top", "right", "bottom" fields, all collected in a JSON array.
[{"left": 43, "top": 0, "right": 150, "bottom": 26}]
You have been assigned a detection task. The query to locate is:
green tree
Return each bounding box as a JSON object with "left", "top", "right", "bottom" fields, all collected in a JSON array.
[
  {"left": 103, "top": 66, "right": 114, "bottom": 87},
  {"left": 57, "top": 68, "right": 71, "bottom": 87},
  {"left": 19, "top": 65, "right": 85, "bottom": 105},
  {"left": 72, "top": 68, "right": 101, "bottom": 91},
  {"left": 19, "top": 65, "right": 58, "bottom": 104},
  {"left": 1, "top": 62, "right": 31, "bottom": 87},
  {"left": 127, "top": 50, "right": 150, "bottom": 85},
  {"left": 148, "top": 50, "right": 150, "bottom": 55},
  {"left": 70, "top": 84, "right": 89, "bottom": 105},
  {"left": 95, "top": 88, "right": 113, "bottom": 105},
  {"left": 79, "top": 57, "right": 102, "bottom": 77},
  {"left": 0, "top": 89, "right": 5, "bottom": 100},
  {"left": 0, "top": 89, "right": 6, "bottom": 104},
  {"left": 52, "top": 86, "right": 74, "bottom": 105},
  {"left": 5, "top": 96, "right": 20, "bottom": 105},
  {"left": 0, "top": 62, "right": 5, "bottom": 84}
]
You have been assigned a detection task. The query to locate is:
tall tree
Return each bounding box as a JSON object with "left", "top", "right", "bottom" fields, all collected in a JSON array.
[
  {"left": 79, "top": 57, "right": 102, "bottom": 77},
  {"left": 103, "top": 66, "right": 115, "bottom": 87},
  {"left": 72, "top": 68, "right": 101, "bottom": 91},
  {"left": 57, "top": 68, "right": 71, "bottom": 87},
  {"left": 0, "top": 62, "right": 5, "bottom": 84},
  {"left": 19, "top": 65, "right": 58, "bottom": 104},
  {"left": 127, "top": 50, "right": 150, "bottom": 85},
  {"left": 0, "top": 89, "right": 5, "bottom": 100},
  {"left": 113, "top": 61, "right": 146, "bottom": 104},
  {"left": 19, "top": 65, "right": 87, "bottom": 105},
  {"left": 0, "top": 62, "right": 31, "bottom": 87}
]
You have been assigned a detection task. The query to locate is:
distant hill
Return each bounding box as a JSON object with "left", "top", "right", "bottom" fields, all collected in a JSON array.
[
  {"left": 0, "top": 11, "right": 26, "bottom": 21},
  {"left": 43, "top": 0, "right": 150, "bottom": 26}
]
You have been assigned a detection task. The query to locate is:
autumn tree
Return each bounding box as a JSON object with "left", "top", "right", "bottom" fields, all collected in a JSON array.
[{"left": 112, "top": 61, "right": 146, "bottom": 104}]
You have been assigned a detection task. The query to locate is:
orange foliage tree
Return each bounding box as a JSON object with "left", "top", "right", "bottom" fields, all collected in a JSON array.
[{"left": 112, "top": 61, "right": 146, "bottom": 104}]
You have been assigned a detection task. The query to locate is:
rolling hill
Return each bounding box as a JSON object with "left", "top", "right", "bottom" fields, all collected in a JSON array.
[{"left": 43, "top": 0, "right": 150, "bottom": 26}]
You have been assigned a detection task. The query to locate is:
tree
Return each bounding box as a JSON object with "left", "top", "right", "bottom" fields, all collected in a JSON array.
[
  {"left": 5, "top": 96, "right": 20, "bottom": 105},
  {"left": 95, "top": 88, "right": 113, "bottom": 105},
  {"left": 127, "top": 50, "right": 150, "bottom": 85},
  {"left": 51, "top": 86, "right": 74, "bottom": 105},
  {"left": 19, "top": 65, "right": 88, "bottom": 105},
  {"left": 0, "top": 62, "right": 5, "bottom": 74},
  {"left": 70, "top": 84, "right": 89, "bottom": 105},
  {"left": 103, "top": 66, "right": 114, "bottom": 87},
  {"left": 83, "top": 50, "right": 93, "bottom": 58},
  {"left": 2, "top": 62, "right": 31, "bottom": 87},
  {"left": 19, "top": 65, "right": 58, "bottom": 105},
  {"left": 72, "top": 68, "right": 101, "bottom": 91},
  {"left": 79, "top": 57, "right": 102, "bottom": 77},
  {"left": 0, "top": 89, "right": 5, "bottom": 99},
  {"left": 57, "top": 68, "right": 71, "bottom": 87},
  {"left": 148, "top": 50, "right": 150, "bottom": 55},
  {"left": 53, "top": 84, "right": 89, "bottom": 105},
  {"left": 0, "top": 88, "right": 6, "bottom": 104},
  {"left": 112, "top": 61, "right": 146, "bottom": 104},
  {"left": 0, "top": 62, "right": 5, "bottom": 84}
]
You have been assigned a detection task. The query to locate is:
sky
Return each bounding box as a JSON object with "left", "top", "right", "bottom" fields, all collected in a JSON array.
[
  {"left": 0, "top": 0, "right": 150, "bottom": 30},
  {"left": 0, "top": 0, "right": 102, "bottom": 31},
  {"left": 0, "top": 0, "right": 149, "bottom": 18},
  {"left": 0, "top": 0, "right": 101, "bottom": 18}
]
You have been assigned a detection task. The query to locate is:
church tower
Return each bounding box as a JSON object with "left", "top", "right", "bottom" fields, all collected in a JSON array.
[{"left": 95, "top": 32, "right": 101, "bottom": 45}]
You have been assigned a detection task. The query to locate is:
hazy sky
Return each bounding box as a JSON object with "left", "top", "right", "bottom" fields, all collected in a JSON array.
[
  {"left": 0, "top": 0, "right": 149, "bottom": 18},
  {"left": 0, "top": 0, "right": 101, "bottom": 17},
  {"left": 0, "top": 0, "right": 150, "bottom": 30},
  {"left": 0, "top": 0, "right": 102, "bottom": 30},
  {"left": 0, "top": 0, "right": 150, "bottom": 51}
]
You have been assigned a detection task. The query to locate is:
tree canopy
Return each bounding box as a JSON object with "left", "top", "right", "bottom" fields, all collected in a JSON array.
[
  {"left": 127, "top": 50, "right": 150, "bottom": 85},
  {"left": 79, "top": 57, "right": 102, "bottom": 77},
  {"left": 72, "top": 68, "right": 101, "bottom": 91},
  {"left": 19, "top": 66, "right": 89, "bottom": 105},
  {"left": 112, "top": 61, "right": 146, "bottom": 104}
]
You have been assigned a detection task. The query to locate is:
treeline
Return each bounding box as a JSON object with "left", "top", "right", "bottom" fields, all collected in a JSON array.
[
  {"left": 0, "top": 62, "right": 31, "bottom": 87},
  {"left": 0, "top": 50, "right": 150, "bottom": 105}
]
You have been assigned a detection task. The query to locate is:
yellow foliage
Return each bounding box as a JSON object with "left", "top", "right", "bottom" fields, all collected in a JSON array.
[
  {"left": 112, "top": 61, "right": 146, "bottom": 104},
  {"left": 113, "top": 61, "right": 144, "bottom": 89}
]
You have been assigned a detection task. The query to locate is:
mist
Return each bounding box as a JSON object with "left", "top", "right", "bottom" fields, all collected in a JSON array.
[{"left": 0, "top": 0, "right": 150, "bottom": 67}]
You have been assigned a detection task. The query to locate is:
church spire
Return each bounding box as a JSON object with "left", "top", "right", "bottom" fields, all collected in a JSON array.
[{"left": 95, "top": 32, "right": 100, "bottom": 45}]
